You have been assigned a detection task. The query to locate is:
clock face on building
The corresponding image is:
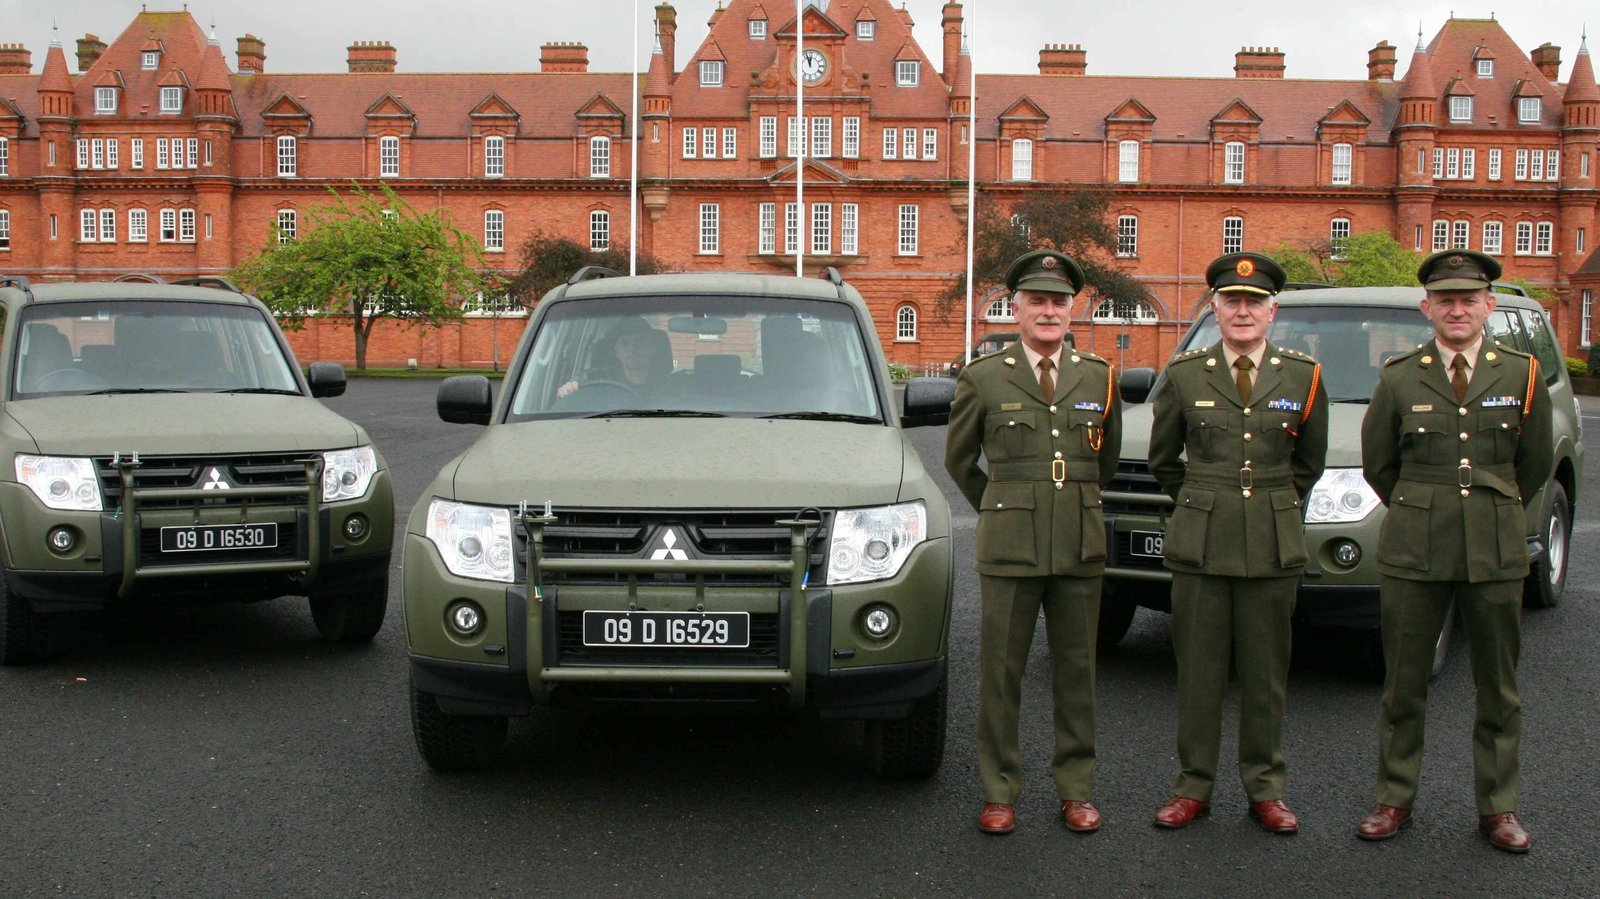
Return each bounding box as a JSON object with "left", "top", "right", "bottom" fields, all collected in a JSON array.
[{"left": 798, "top": 48, "right": 828, "bottom": 84}]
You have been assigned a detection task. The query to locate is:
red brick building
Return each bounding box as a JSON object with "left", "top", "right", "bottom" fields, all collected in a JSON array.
[{"left": 1, "top": 3, "right": 1597, "bottom": 370}]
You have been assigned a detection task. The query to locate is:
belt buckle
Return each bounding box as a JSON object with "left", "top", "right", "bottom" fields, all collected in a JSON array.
[
  {"left": 1240, "top": 464, "right": 1254, "bottom": 498},
  {"left": 1051, "top": 459, "right": 1066, "bottom": 483},
  {"left": 1458, "top": 460, "right": 1472, "bottom": 489}
]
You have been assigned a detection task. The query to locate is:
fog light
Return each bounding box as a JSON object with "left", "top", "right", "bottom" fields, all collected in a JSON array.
[
  {"left": 48, "top": 527, "right": 75, "bottom": 553},
  {"left": 447, "top": 602, "right": 483, "bottom": 636},
  {"left": 343, "top": 515, "right": 369, "bottom": 539},
  {"left": 862, "top": 606, "right": 894, "bottom": 639},
  {"left": 1333, "top": 540, "right": 1361, "bottom": 568}
]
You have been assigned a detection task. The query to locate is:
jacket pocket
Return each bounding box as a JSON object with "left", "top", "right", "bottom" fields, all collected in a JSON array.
[
  {"left": 1377, "top": 485, "right": 1432, "bottom": 571},
  {"left": 986, "top": 411, "right": 1038, "bottom": 460},
  {"left": 1478, "top": 408, "right": 1522, "bottom": 459},
  {"left": 1183, "top": 409, "right": 1229, "bottom": 462},
  {"left": 1270, "top": 488, "right": 1308, "bottom": 569},
  {"left": 977, "top": 482, "right": 1038, "bottom": 566},
  {"left": 1398, "top": 411, "right": 1451, "bottom": 465},
  {"left": 1163, "top": 485, "right": 1214, "bottom": 567},
  {"left": 1493, "top": 492, "right": 1530, "bottom": 569},
  {"left": 1079, "top": 483, "right": 1107, "bottom": 562}
]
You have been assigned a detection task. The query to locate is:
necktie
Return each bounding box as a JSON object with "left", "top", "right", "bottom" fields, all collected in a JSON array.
[
  {"left": 1233, "top": 355, "right": 1253, "bottom": 405},
  {"left": 1038, "top": 358, "right": 1055, "bottom": 403},
  {"left": 1451, "top": 354, "right": 1469, "bottom": 402}
]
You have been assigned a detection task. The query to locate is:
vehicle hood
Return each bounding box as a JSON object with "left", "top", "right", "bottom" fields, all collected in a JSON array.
[
  {"left": 1118, "top": 401, "right": 1366, "bottom": 468},
  {"left": 2, "top": 394, "right": 365, "bottom": 455},
  {"left": 445, "top": 418, "right": 916, "bottom": 508}
]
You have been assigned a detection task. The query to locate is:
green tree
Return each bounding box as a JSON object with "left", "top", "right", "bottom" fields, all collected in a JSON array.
[
  {"left": 505, "top": 232, "right": 662, "bottom": 306},
  {"left": 944, "top": 188, "right": 1147, "bottom": 320},
  {"left": 232, "top": 184, "right": 485, "bottom": 371},
  {"left": 1268, "top": 230, "right": 1420, "bottom": 288}
]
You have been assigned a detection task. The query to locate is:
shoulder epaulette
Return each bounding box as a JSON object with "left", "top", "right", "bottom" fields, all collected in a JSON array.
[
  {"left": 965, "top": 347, "right": 1010, "bottom": 369},
  {"left": 1274, "top": 347, "right": 1318, "bottom": 365},
  {"left": 1169, "top": 347, "right": 1211, "bottom": 364},
  {"left": 1383, "top": 345, "right": 1427, "bottom": 367},
  {"left": 1488, "top": 339, "right": 1534, "bottom": 361},
  {"left": 1070, "top": 349, "right": 1108, "bottom": 366}
]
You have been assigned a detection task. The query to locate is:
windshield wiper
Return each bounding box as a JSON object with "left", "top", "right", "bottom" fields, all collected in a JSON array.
[
  {"left": 88, "top": 387, "right": 185, "bottom": 395},
  {"left": 586, "top": 409, "right": 727, "bottom": 418},
  {"left": 1332, "top": 396, "right": 1372, "bottom": 404},
  {"left": 761, "top": 411, "right": 882, "bottom": 424},
  {"left": 218, "top": 387, "right": 304, "bottom": 395}
]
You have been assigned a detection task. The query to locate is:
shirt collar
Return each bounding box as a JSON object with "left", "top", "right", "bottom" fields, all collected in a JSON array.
[
  {"left": 1437, "top": 335, "right": 1484, "bottom": 373},
  {"left": 1021, "top": 342, "right": 1063, "bottom": 374},
  {"left": 1219, "top": 342, "right": 1267, "bottom": 372}
]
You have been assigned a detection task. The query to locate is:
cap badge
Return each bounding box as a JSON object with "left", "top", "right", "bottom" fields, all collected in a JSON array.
[
  {"left": 1236, "top": 259, "right": 1256, "bottom": 278},
  {"left": 1446, "top": 254, "right": 1466, "bottom": 269},
  {"left": 1041, "top": 255, "right": 1057, "bottom": 269}
]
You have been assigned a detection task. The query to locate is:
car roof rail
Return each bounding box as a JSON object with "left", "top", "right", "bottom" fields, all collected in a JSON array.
[
  {"left": 1280, "top": 281, "right": 1331, "bottom": 291},
  {"left": 0, "top": 275, "right": 34, "bottom": 302},
  {"left": 172, "top": 276, "right": 243, "bottom": 293},
  {"left": 566, "top": 266, "right": 622, "bottom": 286},
  {"left": 1489, "top": 280, "right": 1531, "bottom": 297},
  {"left": 819, "top": 265, "right": 849, "bottom": 300},
  {"left": 112, "top": 272, "right": 167, "bottom": 283}
]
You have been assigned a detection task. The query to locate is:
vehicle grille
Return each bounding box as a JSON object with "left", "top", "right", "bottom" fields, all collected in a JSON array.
[
  {"left": 555, "top": 611, "right": 782, "bottom": 667},
  {"left": 533, "top": 508, "right": 828, "bottom": 587},
  {"left": 96, "top": 452, "right": 320, "bottom": 509},
  {"left": 1104, "top": 460, "right": 1167, "bottom": 515}
]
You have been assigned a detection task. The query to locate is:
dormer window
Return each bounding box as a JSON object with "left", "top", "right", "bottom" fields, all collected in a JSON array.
[
  {"left": 1519, "top": 97, "right": 1542, "bottom": 123},
  {"left": 160, "top": 86, "right": 183, "bottom": 114},
  {"left": 857, "top": 20, "right": 875, "bottom": 40},
  {"left": 142, "top": 51, "right": 159, "bottom": 70},
  {"left": 95, "top": 87, "right": 118, "bottom": 114},
  {"left": 1476, "top": 58, "right": 1493, "bottom": 77},
  {"left": 748, "top": 19, "right": 766, "bottom": 39},
  {"left": 1449, "top": 95, "right": 1472, "bottom": 122},
  {"left": 699, "top": 60, "right": 724, "bottom": 86},
  {"left": 896, "top": 60, "right": 919, "bottom": 86}
]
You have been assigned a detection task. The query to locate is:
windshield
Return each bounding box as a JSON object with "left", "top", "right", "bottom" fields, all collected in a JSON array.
[
  {"left": 506, "top": 295, "right": 884, "bottom": 421},
  {"left": 12, "top": 300, "right": 302, "bottom": 398},
  {"left": 1183, "top": 305, "right": 1436, "bottom": 402}
]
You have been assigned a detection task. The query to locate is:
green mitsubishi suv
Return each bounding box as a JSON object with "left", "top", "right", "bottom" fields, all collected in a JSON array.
[
  {"left": 404, "top": 267, "right": 955, "bottom": 777},
  {"left": 0, "top": 277, "right": 394, "bottom": 663}
]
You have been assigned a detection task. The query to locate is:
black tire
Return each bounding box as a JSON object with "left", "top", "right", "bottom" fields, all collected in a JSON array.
[
  {"left": 409, "top": 681, "right": 508, "bottom": 772},
  {"left": 1097, "top": 590, "right": 1138, "bottom": 649},
  {"left": 0, "top": 570, "right": 61, "bottom": 665},
  {"left": 864, "top": 669, "right": 947, "bottom": 779},
  {"left": 309, "top": 572, "right": 389, "bottom": 643},
  {"left": 1524, "top": 482, "right": 1570, "bottom": 610}
]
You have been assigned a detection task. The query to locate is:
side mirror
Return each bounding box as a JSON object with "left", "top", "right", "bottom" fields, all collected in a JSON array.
[
  {"left": 901, "top": 376, "right": 955, "bottom": 428},
  {"left": 307, "top": 361, "right": 347, "bottom": 398},
  {"left": 438, "top": 375, "right": 493, "bottom": 425},
  {"left": 1119, "top": 367, "right": 1157, "bottom": 405}
]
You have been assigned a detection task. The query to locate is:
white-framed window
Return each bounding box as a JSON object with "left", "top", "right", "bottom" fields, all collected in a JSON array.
[
  {"left": 1222, "top": 215, "right": 1244, "bottom": 254},
  {"left": 79, "top": 209, "right": 97, "bottom": 242},
  {"left": 700, "top": 60, "right": 724, "bottom": 86},
  {"left": 1331, "top": 142, "right": 1352, "bottom": 185},
  {"left": 1536, "top": 221, "right": 1553, "bottom": 254},
  {"left": 277, "top": 135, "right": 297, "bottom": 177},
  {"left": 1531, "top": 150, "right": 1544, "bottom": 181},
  {"left": 1452, "top": 220, "right": 1469, "bottom": 249},
  {"left": 1583, "top": 290, "right": 1593, "bottom": 347},
  {"left": 179, "top": 208, "right": 195, "bottom": 242},
  {"left": 1515, "top": 148, "right": 1529, "bottom": 179},
  {"left": 882, "top": 127, "right": 898, "bottom": 159},
  {"left": 277, "top": 209, "right": 297, "bottom": 244},
  {"left": 142, "top": 50, "right": 159, "bottom": 70},
  {"left": 784, "top": 202, "right": 799, "bottom": 254},
  {"left": 156, "top": 138, "right": 169, "bottom": 169},
  {"left": 1330, "top": 218, "right": 1351, "bottom": 257},
  {"left": 1477, "top": 58, "right": 1494, "bottom": 77},
  {"left": 683, "top": 126, "right": 698, "bottom": 158},
  {"left": 379, "top": 135, "right": 399, "bottom": 177},
  {"left": 1118, "top": 139, "right": 1139, "bottom": 183},
  {"left": 49, "top": 214, "right": 57, "bottom": 240},
  {"left": 485, "top": 135, "right": 504, "bottom": 177},
  {"left": 748, "top": 19, "right": 766, "bottom": 40},
  {"left": 986, "top": 295, "right": 1016, "bottom": 322},
  {"left": 787, "top": 117, "right": 804, "bottom": 158},
  {"left": 896, "top": 60, "right": 919, "bottom": 86},
  {"left": 1432, "top": 147, "right": 1444, "bottom": 178},
  {"left": 1488, "top": 147, "right": 1502, "bottom": 180},
  {"left": 895, "top": 305, "right": 917, "bottom": 341},
  {"left": 128, "top": 208, "right": 147, "bottom": 243},
  {"left": 1432, "top": 220, "right": 1450, "bottom": 251},
  {"left": 923, "top": 128, "right": 937, "bottom": 160},
  {"left": 812, "top": 117, "right": 832, "bottom": 158},
  {"left": 1519, "top": 97, "right": 1542, "bottom": 123},
  {"left": 0, "top": 137, "right": 8, "bottom": 176},
  {"left": 160, "top": 86, "right": 183, "bottom": 114},
  {"left": 91, "top": 139, "right": 104, "bottom": 169},
  {"left": 843, "top": 117, "right": 860, "bottom": 158},
  {"left": 204, "top": 213, "right": 212, "bottom": 240},
  {"left": 1584, "top": 153, "right": 1591, "bottom": 178},
  {"left": 0, "top": 210, "right": 12, "bottom": 250},
  {"left": 857, "top": 20, "right": 875, "bottom": 40},
  {"left": 95, "top": 87, "right": 118, "bottom": 114},
  {"left": 159, "top": 208, "right": 177, "bottom": 242},
  {"left": 1579, "top": 228, "right": 1587, "bottom": 255},
  {"left": 1449, "top": 95, "right": 1472, "bottom": 122},
  {"left": 1446, "top": 147, "right": 1460, "bottom": 179},
  {"left": 483, "top": 209, "right": 504, "bottom": 252},
  {"left": 203, "top": 139, "right": 210, "bottom": 166},
  {"left": 1011, "top": 138, "right": 1033, "bottom": 181},
  {"left": 1223, "top": 141, "right": 1245, "bottom": 183},
  {"left": 1514, "top": 221, "right": 1533, "bottom": 254},
  {"left": 1547, "top": 150, "right": 1560, "bottom": 180},
  {"left": 811, "top": 203, "right": 831, "bottom": 254},
  {"left": 589, "top": 136, "right": 610, "bottom": 177},
  {"left": 1093, "top": 297, "right": 1160, "bottom": 324},
  {"left": 1482, "top": 221, "right": 1503, "bottom": 255},
  {"left": 841, "top": 203, "right": 859, "bottom": 255},
  {"left": 1462, "top": 148, "right": 1475, "bottom": 179},
  {"left": 722, "top": 127, "right": 736, "bottom": 159},
  {"left": 699, "top": 203, "right": 720, "bottom": 254},
  {"left": 759, "top": 117, "right": 777, "bottom": 157},
  {"left": 1116, "top": 215, "right": 1138, "bottom": 257},
  {"left": 702, "top": 127, "right": 716, "bottom": 158},
  {"left": 76, "top": 138, "right": 89, "bottom": 169},
  {"left": 107, "top": 139, "right": 119, "bottom": 169},
  {"left": 898, "top": 204, "right": 918, "bottom": 255},
  {"left": 590, "top": 210, "right": 610, "bottom": 251},
  {"left": 758, "top": 203, "right": 776, "bottom": 254},
  {"left": 98, "top": 208, "right": 115, "bottom": 242},
  {"left": 185, "top": 138, "right": 197, "bottom": 168}
]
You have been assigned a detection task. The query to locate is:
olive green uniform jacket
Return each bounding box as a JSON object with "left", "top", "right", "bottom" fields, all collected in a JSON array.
[{"left": 1149, "top": 342, "right": 1330, "bottom": 576}]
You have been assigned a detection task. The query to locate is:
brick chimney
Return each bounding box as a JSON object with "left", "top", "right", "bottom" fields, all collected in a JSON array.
[
  {"left": 237, "top": 34, "right": 265, "bottom": 74},
  {"left": 347, "top": 41, "right": 396, "bottom": 74},
  {"left": 0, "top": 43, "right": 30, "bottom": 75},
  {"left": 1038, "top": 43, "right": 1087, "bottom": 75},
  {"left": 76, "top": 34, "right": 107, "bottom": 72},
  {"left": 540, "top": 42, "right": 589, "bottom": 73},
  {"left": 1234, "top": 46, "right": 1285, "bottom": 79},
  {"left": 1367, "top": 40, "right": 1396, "bottom": 80},
  {"left": 656, "top": 3, "right": 677, "bottom": 84},
  {"left": 1532, "top": 43, "right": 1562, "bottom": 81},
  {"left": 941, "top": 2, "right": 962, "bottom": 87}
]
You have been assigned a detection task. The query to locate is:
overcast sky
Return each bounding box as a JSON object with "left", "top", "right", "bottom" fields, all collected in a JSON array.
[{"left": 6, "top": 1, "right": 1595, "bottom": 82}]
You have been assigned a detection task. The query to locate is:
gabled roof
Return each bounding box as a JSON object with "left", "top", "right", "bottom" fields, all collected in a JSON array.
[
  {"left": 772, "top": 6, "right": 848, "bottom": 40},
  {"left": 576, "top": 92, "right": 625, "bottom": 119},
  {"left": 0, "top": 96, "right": 23, "bottom": 121},
  {"left": 1105, "top": 98, "right": 1156, "bottom": 124},
  {"left": 769, "top": 156, "right": 850, "bottom": 184},
  {"left": 1442, "top": 76, "right": 1476, "bottom": 97},
  {"left": 1424, "top": 18, "right": 1563, "bottom": 127},
  {"left": 1318, "top": 99, "right": 1372, "bottom": 126},
  {"left": 261, "top": 93, "right": 312, "bottom": 119},
  {"left": 1211, "top": 98, "right": 1263, "bottom": 125},
  {"left": 468, "top": 93, "right": 520, "bottom": 119},
  {"left": 74, "top": 11, "right": 209, "bottom": 118},
  {"left": 998, "top": 96, "right": 1048, "bottom": 122},
  {"left": 364, "top": 93, "right": 416, "bottom": 118}
]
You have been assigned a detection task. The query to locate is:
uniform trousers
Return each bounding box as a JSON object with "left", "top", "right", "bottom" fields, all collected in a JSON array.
[
  {"left": 977, "top": 572, "right": 1100, "bottom": 804},
  {"left": 1170, "top": 572, "right": 1298, "bottom": 802},
  {"left": 1376, "top": 575, "right": 1522, "bottom": 814}
]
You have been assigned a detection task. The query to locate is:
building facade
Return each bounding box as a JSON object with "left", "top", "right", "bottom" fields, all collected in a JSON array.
[{"left": 0, "top": 2, "right": 1597, "bottom": 370}]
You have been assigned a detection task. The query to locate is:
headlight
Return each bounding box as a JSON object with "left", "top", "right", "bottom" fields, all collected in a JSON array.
[
  {"left": 425, "top": 499, "right": 514, "bottom": 583},
  {"left": 827, "top": 501, "right": 927, "bottom": 585},
  {"left": 1304, "top": 468, "right": 1381, "bottom": 524},
  {"left": 14, "top": 455, "right": 102, "bottom": 511},
  {"left": 322, "top": 447, "right": 378, "bottom": 501}
]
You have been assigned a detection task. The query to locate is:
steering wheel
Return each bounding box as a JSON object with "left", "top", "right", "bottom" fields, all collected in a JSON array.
[{"left": 32, "top": 369, "right": 109, "bottom": 392}]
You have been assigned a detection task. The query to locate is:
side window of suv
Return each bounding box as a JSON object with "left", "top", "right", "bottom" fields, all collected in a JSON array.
[
  {"left": 1518, "top": 308, "right": 1565, "bottom": 386},
  {"left": 1486, "top": 309, "right": 1527, "bottom": 352}
]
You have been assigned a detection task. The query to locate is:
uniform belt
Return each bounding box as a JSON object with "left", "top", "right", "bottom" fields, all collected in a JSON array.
[
  {"left": 1399, "top": 461, "right": 1519, "bottom": 498},
  {"left": 1181, "top": 461, "right": 1295, "bottom": 491},
  {"left": 988, "top": 460, "right": 1101, "bottom": 483}
]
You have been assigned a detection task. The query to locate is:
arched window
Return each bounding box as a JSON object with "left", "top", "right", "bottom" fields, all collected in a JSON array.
[
  {"left": 1092, "top": 296, "right": 1160, "bottom": 325},
  {"left": 985, "top": 294, "right": 1015, "bottom": 322},
  {"left": 895, "top": 305, "right": 918, "bottom": 341}
]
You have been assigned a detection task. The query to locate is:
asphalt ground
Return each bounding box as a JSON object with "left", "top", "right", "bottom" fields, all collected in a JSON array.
[{"left": 1, "top": 379, "right": 1598, "bottom": 897}]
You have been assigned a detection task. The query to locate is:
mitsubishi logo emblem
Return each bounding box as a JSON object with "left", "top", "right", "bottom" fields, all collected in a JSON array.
[
  {"left": 649, "top": 528, "right": 688, "bottom": 560},
  {"left": 200, "top": 467, "right": 232, "bottom": 491}
]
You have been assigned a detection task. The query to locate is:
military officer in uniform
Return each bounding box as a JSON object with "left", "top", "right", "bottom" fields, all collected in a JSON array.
[
  {"left": 1147, "top": 252, "right": 1328, "bottom": 835},
  {"left": 945, "top": 249, "right": 1122, "bottom": 835},
  {"left": 1356, "top": 249, "right": 1552, "bottom": 853}
]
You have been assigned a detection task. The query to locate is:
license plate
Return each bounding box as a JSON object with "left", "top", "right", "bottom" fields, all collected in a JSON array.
[
  {"left": 582, "top": 611, "right": 751, "bottom": 648},
  {"left": 159, "top": 523, "right": 279, "bottom": 553},
  {"left": 1129, "top": 529, "right": 1164, "bottom": 559}
]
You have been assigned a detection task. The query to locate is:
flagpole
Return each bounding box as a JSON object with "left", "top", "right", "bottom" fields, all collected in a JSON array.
[
  {"left": 629, "top": 0, "right": 640, "bottom": 276},
  {"left": 963, "top": 8, "right": 977, "bottom": 364},
  {"left": 795, "top": 0, "right": 805, "bottom": 278}
]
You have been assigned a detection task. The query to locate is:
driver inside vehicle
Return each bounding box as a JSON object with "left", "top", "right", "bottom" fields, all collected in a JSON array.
[{"left": 557, "top": 320, "right": 674, "bottom": 398}]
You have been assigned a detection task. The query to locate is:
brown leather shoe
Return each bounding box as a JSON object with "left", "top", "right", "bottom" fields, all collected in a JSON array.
[
  {"left": 1480, "top": 812, "right": 1531, "bottom": 854},
  {"left": 1356, "top": 804, "right": 1412, "bottom": 841},
  {"left": 1061, "top": 800, "right": 1102, "bottom": 833},
  {"left": 978, "top": 802, "right": 1015, "bottom": 835},
  {"left": 1153, "top": 796, "right": 1210, "bottom": 829},
  {"left": 1249, "top": 800, "right": 1300, "bottom": 834}
]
